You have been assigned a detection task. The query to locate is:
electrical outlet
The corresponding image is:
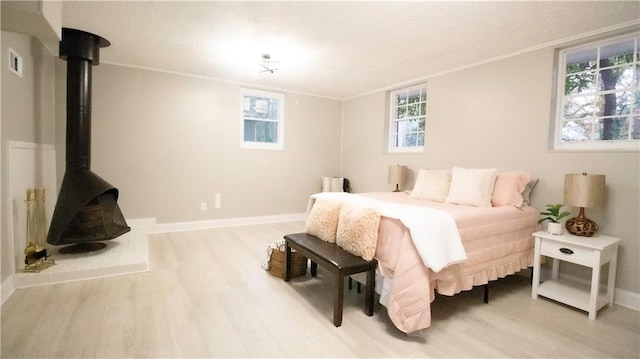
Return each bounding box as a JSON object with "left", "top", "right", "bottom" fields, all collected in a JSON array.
[
  {"left": 9, "top": 48, "right": 23, "bottom": 78},
  {"left": 215, "top": 193, "right": 221, "bottom": 209},
  {"left": 200, "top": 202, "right": 207, "bottom": 211}
]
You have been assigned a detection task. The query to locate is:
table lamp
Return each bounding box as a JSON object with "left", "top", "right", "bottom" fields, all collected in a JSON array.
[
  {"left": 563, "top": 172, "right": 605, "bottom": 237},
  {"left": 388, "top": 165, "right": 407, "bottom": 192}
]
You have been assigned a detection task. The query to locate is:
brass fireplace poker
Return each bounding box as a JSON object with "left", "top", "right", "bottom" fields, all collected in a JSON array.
[{"left": 24, "top": 188, "right": 55, "bottom": 272}]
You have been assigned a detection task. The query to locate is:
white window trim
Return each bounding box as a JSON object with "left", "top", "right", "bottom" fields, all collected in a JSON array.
[
  {"left": 240, "top": 88, "right": 285, "bottom": 151},
  {"left": 388, "top": 84, "right": 426, "bottom": 153},
  {"left": 388, "top": 145, "right": 425, "bottom": 154},
  {"left": 552, "top": 33, "right": 640, "bottom": 152}
]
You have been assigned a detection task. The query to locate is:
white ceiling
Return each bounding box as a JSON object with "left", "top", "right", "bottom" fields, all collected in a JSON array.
[{"left": 60, "top": 1, "right": 640, "bottom": 100}]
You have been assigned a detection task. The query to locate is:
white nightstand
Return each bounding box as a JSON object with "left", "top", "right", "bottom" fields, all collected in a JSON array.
[{"left": 531, "top": 230, "right": 621, "bottom": 319}]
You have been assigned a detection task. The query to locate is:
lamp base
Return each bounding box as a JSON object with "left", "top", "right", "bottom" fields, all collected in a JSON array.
[
  {"left": 392, "top": 184, "right": 401, "bottom": 192},
  {"left": 565, "top": 207, "right": 598, "bottom": 237}
]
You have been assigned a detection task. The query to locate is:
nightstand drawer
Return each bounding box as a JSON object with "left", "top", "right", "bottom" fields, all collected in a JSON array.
[{"left": 540, "top": 240, "right": 597, "bottom": 266}]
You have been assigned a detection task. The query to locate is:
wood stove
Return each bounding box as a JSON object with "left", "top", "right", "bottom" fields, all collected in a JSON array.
[{"left": 47, "top": 28, "right": 130, "bottom": 251}]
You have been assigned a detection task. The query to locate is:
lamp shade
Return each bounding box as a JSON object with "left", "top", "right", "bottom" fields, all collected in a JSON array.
[
  {"left": 388, "top": 165, "right": 407, "bottom": 185},
  {"left": 564, "top": 173, "right": 605, "bottom": 208}
]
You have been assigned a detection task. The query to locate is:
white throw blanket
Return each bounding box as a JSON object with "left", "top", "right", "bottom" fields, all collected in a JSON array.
[{"left": 309, "top": 192, "right": 467, "bottom": 273}]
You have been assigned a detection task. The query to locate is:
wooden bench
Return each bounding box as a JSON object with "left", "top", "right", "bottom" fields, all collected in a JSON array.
[{"left": 283, "top": 233, "right": 377, "bottom": 327}]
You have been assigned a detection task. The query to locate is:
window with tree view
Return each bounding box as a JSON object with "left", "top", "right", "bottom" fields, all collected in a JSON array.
[
  {"left": 389, "top": 84, "right": 426, "bottom": 152},
  {"left": 241, "top": 89, "right": 284, "bottom": 150},
  {"left": 555, "top": 35, "right": 639, "bottom": 150}
]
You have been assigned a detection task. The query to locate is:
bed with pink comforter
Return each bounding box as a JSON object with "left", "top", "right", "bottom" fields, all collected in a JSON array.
[{"left": 308, "top": 191, "right": 539, "bottom": 333}]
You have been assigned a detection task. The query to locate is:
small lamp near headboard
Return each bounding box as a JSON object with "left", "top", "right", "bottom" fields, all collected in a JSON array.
[
  {"left": 388, "top": 165, "right": 407, "bottom": 192},
  {"left": 564, "top": 172, "right": 605, "bottom": 237}
]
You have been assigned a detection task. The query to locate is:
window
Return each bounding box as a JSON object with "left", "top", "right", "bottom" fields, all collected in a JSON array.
[
  {"left": 553, "top": 34, "right": 639, "bottom": 151},
  {"left": 388, "top": 84, "right": 426, "bottom": 153},
  {"left": 241, "top": 88, "right": 284, "bottom": 150}
]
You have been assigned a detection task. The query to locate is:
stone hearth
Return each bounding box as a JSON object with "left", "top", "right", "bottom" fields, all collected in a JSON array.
[{"left": 14, "top": 226, "right": 148, "bottom": 288}]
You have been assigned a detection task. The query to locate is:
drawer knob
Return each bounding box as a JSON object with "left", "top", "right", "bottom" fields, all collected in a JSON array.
[{"left": 559, "top": 247, "right": 574, "bottom": 255}]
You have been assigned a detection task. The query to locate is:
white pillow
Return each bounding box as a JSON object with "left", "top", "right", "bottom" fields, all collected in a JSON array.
[
  {"left": 446, "top": 167, "right": 498, "bottom": 207},
  {"left": 410, "top": 169, "right": 452, "bottom": 202}
]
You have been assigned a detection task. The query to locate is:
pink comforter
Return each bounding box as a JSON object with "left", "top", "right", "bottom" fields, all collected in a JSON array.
[{"left": 358, "top": 192, "right": 538, "bottom": 333}]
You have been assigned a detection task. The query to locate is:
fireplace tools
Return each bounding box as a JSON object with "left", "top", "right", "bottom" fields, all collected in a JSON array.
[{"left": 24, "top": 188, "right": 55, "bottom": 272}]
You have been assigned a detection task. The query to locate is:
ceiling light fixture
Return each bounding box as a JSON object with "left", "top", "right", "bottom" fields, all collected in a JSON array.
[{"left": 258, "top": 54, "right": 278, "bottom": 74}]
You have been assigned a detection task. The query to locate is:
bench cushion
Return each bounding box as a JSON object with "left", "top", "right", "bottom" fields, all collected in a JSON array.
[{"left": 285, "top": 233, "right": 376, "bottom": 272}]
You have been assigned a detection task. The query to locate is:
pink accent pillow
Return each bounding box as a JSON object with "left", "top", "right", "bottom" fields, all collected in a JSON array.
[{"left": 491, "top": 172, "right": 532, "bottom": 207}]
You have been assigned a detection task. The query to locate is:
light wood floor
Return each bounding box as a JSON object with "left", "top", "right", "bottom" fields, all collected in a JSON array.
[{"left": 2, "top": 221, "right": 638, "bottom": 358}]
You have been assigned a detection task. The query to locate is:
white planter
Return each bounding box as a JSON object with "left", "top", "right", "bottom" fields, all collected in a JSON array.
[{"left": 547, "top": 222, "right": 562, "bottom": 235}]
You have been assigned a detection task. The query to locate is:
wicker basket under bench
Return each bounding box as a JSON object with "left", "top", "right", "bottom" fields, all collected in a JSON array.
[{"left": 269, "top": 243, "right": 307, "bottom": 279}]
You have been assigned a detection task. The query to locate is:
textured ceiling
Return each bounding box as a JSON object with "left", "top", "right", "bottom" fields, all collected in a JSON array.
[{"left": 61, "top": 1, "right": 640, "bottom": 99}]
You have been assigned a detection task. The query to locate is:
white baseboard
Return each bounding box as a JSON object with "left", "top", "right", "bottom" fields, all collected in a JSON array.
[
  {"left": 149, "top": 213, "right": 306, "bottom": 234},
  {"left": 127, "top": 217, "right": 157, "bottom": 229},
  {"left": 614, "top": 287, "right": 640, "bottom": 311},
  {"left": 1, "top": 275, "right": 16, "bottom": 306}
]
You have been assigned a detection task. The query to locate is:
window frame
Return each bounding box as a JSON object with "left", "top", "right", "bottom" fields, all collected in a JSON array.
[
  {"left": 388, "top": 83, "right": 427, "bottom": 153},
  {"left": 552, "top": 33, "right": 640, "bottom": 152},
  {"left": 240, "top": 88, "right": 285, "bottom": 150}
]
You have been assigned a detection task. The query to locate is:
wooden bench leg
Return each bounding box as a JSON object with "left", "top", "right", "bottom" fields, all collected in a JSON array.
[
  {"left": 365, "top": 268, "right": 375, "bottom": 316},
  {"left": 310, "top": 261, "right": 318, "bottom": 277},
  {"left": 334, "top": 274, "right": 345, "bottom": 327},
  {"left": 483, "top": 283, "right": 489, "bottom": 304},
  {"left": 284, "top": 241, "right": 292, "bottom": 282}
]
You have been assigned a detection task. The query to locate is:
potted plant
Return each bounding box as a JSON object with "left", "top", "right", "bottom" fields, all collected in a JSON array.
[{"left": 538, "top": 204, "right": 571, "bottom": 235}]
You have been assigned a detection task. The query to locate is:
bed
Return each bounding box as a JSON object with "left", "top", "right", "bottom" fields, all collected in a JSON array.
[{"left": 305, "top": 168, "right": 539, "bottom": 333}]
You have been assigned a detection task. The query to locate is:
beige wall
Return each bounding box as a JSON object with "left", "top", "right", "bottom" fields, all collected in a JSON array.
[
  {"left": 1, "top": 31, "right": 56, "bottom": 288},
  {"left": 342, "top": 48, "right": 639, "bottom": 294},
  {"left": 54, "top": 63, "right": 344, "bottom": 223}
]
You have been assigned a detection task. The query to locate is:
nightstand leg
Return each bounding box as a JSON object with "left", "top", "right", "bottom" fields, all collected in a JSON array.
[
  {"left": 607, "top": 250, "right": 619, "bottom": 307},
  {"left": 589, "top": 261, "right": 601, "bottom": 320},
  {"left": 531, "top": 237, "right": 541, "bottom": 299},
  {"left": 551, "top": 258, "right": 560, "bottom": 281}
]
